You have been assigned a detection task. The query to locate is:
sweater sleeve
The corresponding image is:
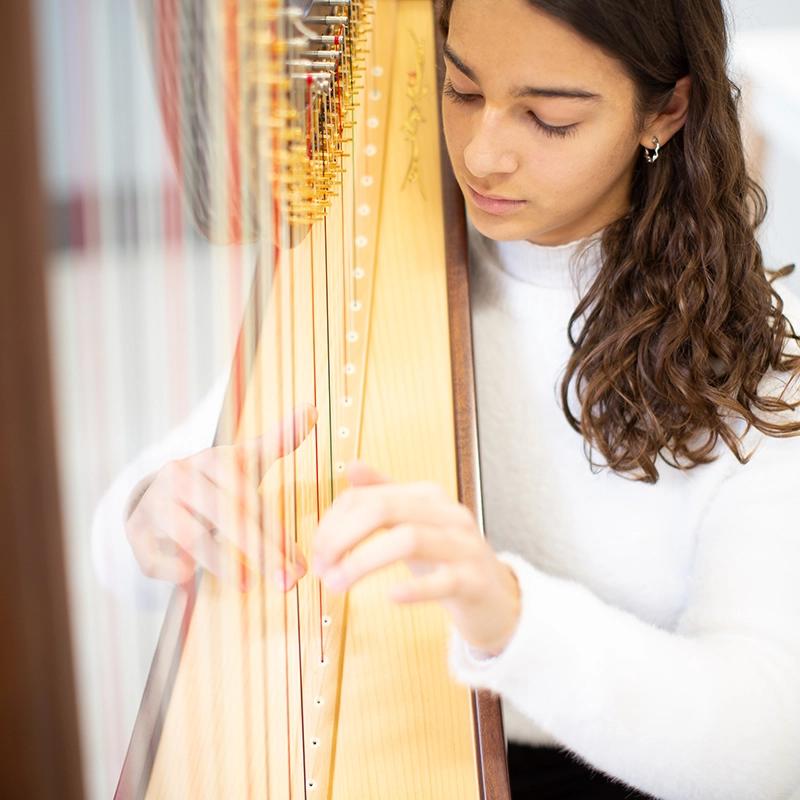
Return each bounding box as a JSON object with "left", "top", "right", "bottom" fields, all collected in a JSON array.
[{"left": 450, "top": 432, "right": 800, "bottom": 800}]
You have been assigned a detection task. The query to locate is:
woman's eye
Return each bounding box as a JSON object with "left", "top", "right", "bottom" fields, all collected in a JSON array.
[
  {"left": 443, "top": 80, "right": 479, "bottom": 104},
  {"left": 528, "top": 112, "right": 578, "bottom": 139},
  {"left": 444, "top": 79, "right": 578, "bottom": 139}
]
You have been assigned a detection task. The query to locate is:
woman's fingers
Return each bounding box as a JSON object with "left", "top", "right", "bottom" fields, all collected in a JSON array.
[
  {"left": 344, "top": 459, "right": 392, "bottom": 487},
  {"left": 310, "top": 462, "right": 520, "bottom": 655},
  {"left": 128, "top": 459, "right": 297, "bottom": 590},
  {"left": 232, "top": 404, "right": 318, "bottom": 477},
  {"left": 126, "top": 522, "right": 196, "bottom": 584},
  {"left": 314, "top": 481, "right": 475, "bottom": 574},
  {"left": 387, "top": 566, "right": 463, "bottom": 604},
  {"left": 128, "top": 403, "right": 318, "bottom": 591},
  {"left": 157, "top": 504, "right": 259, "bottom": 590},
  {"left": 187, "top": 454, "right": 304, "bottom": 578},
  {"left": 321, "top": 523, "right": 473, "bottom": 592},
  {"left": 166, "top": 465, "right": 264, "bottom": 565},
  {"left": 167, "top": 504, "right": 241, "bottom": 584}
]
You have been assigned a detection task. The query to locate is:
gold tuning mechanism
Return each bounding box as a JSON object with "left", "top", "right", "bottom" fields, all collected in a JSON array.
[{"left": 245, "top": 0, "right": 372, "bottom": 225}]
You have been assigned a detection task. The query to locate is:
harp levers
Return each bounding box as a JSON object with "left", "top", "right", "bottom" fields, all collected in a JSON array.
[{"left": 120, "top": 2, "right": 492, "bottom": 798}]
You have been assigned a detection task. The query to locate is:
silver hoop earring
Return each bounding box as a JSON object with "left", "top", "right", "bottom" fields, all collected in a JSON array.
[{"left": 643, "top": 136, "right": 660, "bottom": 163}]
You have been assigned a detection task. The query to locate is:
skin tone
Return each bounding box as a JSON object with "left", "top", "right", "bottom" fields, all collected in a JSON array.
[
  {"left": 126, "top": 405, "right": 317, "bottom": 590},
  {"left": 130, "top": 0, "right": 690, "bottom": 656},
  {"left": 442, "top": 0, "right": 690, "bottom": 246}
]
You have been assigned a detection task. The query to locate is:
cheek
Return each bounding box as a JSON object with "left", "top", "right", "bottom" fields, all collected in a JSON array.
[
  {"left": 442, "top": 102, "right": 473, "bottom": 168},
  {"left": 523, "top": 129, "right": 637, "bottom": 205},
  {"left": 441, "top": 105, "right": 461, "bottom": 163}
]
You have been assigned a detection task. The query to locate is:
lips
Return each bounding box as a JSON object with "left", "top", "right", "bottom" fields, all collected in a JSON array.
[{"left": 465, "top": 182, "right": 528, "bottom": 216}]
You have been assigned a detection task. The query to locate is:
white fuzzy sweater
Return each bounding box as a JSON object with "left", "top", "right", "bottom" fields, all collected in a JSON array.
[{"left": 449, "top": 227, "right": 800, "bottom": 800}]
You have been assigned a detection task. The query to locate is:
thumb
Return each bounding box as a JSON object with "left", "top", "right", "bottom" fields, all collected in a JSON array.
[
  {"left": 345, "top": 459, "right": 392, "bottom": 487},
  {"left": 235, "top": 403, "right": 318, "bottom": 478}
]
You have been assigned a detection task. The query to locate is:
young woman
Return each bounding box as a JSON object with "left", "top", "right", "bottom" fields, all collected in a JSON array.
[{"left": 121, "top": 0, "right": 800, "bottom": 796}]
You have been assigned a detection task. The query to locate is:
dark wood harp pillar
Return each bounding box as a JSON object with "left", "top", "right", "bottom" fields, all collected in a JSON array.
[
  {"left": 434, "top": 13, "right": 512, "bottom": 800},
  {"left": 0, "top": 0, "right": 85, "bottom": 797}
]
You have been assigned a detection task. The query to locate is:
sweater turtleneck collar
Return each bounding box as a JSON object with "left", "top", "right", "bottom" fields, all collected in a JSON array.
[{"left": 469, "top": 221, "right": 603, "bottom": 292}]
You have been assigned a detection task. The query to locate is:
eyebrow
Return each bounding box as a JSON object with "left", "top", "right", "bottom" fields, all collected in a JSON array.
[{"left": 442, "top": 42, "right": 601, "bottom": 101}]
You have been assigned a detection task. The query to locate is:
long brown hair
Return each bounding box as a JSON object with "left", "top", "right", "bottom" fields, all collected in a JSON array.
[{"left": 440, "top": 0, "right": 800, "bottom": 482}]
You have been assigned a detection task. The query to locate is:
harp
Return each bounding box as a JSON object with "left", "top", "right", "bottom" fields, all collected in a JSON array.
[{"left": 2, "top": 0, "right": 511, "bottom": 795}]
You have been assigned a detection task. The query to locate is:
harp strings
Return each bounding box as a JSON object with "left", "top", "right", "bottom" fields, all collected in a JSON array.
[
  {"left": 235, "top": 2, "right": 370, "bottom": 793},
  {"left": 136, "top": 0, "right": 372, "bottom": 791},
  {"left": 37, "top": 0, "right": 371, "bottom": 791},
  {"left": 37, "top": 0, "right": 489, "bottom": 793}
]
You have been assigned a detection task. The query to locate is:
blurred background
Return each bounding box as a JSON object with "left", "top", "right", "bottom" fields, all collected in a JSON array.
[
  {"left": 732, "top": 0, "right": 800, "bottom": 282},
  {"left": 28, "top": 0, "right": 800, "bottom": 797}
]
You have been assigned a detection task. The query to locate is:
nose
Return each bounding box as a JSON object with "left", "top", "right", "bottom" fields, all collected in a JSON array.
[{"left": 463, "top": 109, "right": 518, "bottom": 178}]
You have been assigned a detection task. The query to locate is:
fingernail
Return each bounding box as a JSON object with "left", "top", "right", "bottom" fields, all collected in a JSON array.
[
  {"left": 273, "top": 569, "right": 297, "bottom": 592},
  {"left": 294, "top": 560, "right": 307, "bottom": 579}
]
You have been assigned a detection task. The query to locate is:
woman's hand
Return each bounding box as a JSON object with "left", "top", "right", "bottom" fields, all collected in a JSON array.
[
  {"left": 312, "top": 461, "right": 521, "bottom": 656},
  {"left": 126, "top": 405, "right": 317, "bottom": 590}
]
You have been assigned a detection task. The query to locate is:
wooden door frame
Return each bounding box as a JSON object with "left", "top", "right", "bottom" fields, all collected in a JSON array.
[{"left": 0, "top": 0, "right": 85, "bottom": 797}]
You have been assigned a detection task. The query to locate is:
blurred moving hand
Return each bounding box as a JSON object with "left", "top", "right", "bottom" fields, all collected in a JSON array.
[{"left": 126, "top": 404, "right": 317, "bottom": 591}]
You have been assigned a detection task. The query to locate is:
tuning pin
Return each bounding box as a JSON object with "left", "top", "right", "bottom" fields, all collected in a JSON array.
[{"left": 304, "top": 16, "right": 349, "bottom": 26}]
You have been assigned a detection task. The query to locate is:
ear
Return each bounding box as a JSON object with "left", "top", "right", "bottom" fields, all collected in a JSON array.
[{"left": 640, "top": 75, "right": 691, "bottom": 148}]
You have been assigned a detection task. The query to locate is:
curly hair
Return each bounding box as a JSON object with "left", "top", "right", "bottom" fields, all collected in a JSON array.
[{"left": 440, "top": 0, "right": 800, "bottom": 482}]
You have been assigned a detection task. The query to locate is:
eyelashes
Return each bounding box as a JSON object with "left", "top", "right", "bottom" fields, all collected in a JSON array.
[
  {"left": 442, "top": 80, "right": 480, "bottom": 105},
  {"left": 442, "top": 80, "right": 578, "bottom": 140}
]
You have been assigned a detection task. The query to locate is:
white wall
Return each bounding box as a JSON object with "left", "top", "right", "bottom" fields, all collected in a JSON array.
[
  {"left": 730, "top": 22, "right": 800, "bottom": 294},
  {"left": 728, "top": 0, "right": 800, "bottom": 29}
]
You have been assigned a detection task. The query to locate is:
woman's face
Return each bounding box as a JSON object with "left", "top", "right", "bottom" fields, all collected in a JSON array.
[{"left": 442, "top": 0, "right": 644, "bottom": 246}]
